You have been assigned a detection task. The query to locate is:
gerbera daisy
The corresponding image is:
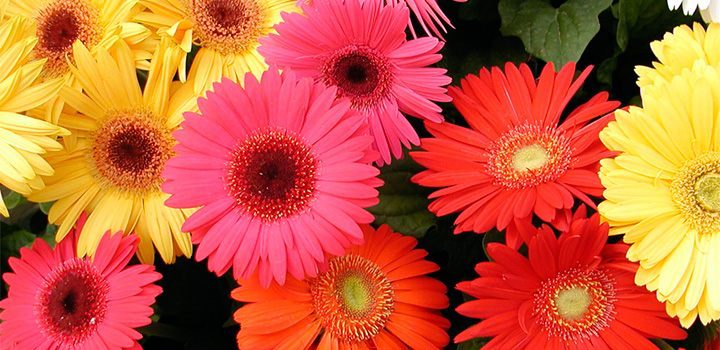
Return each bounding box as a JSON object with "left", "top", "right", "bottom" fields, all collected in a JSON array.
[
  {"left": 135, "top": 0, "right": 297, "bottom": 93},
  {"left": 455, "top": 210, "right": 687, "bottom": 348},
  {"left": 668, "top": 0, "right": 720, "bottom": 23},
  {"left": 5, "top": 0, "right": 155, "bottom": 123},
  {"left": 0, "top": 214, "right": 162, "bottom": 349},
  {"left": 259, "top": 0, "right": 451, "bottom": 164},
  {"left": 411, "top": 62, "right": 620, "bottom": 248},
  {"left": 163, "top": 68, "right": 382, "bottom": 286},
  {"left": 637, "top": 23, "right": 720, "bottom": 88},
  {"left": 599, "top": 63, "right": 720, "bottom": 327},
  {"left": 27, "top": 38, "right": 198, "bottom": 264},
  {"left": 232, "top": 224, "right": 450, "bottom": 349},
  {"left": 0, "top": 16, "right": 68, "bottom": 217}
]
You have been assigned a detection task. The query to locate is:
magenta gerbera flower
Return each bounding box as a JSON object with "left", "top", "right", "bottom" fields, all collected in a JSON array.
[
  {"left": 162, "top": 68, "right": 382, "bottom": 287},
  {"left": 0, "top": 215, "right": 162, "bottom": 349},
  {"left": 260, "top": 0, "right": 452, "bottom": 164}
]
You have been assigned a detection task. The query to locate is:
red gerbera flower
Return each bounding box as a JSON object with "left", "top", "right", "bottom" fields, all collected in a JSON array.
[
  {"left": 0, "top": 215, "right": 162, "bottom": 349},
  {"left": 411, "top": 62, "right": 620, "bottom": 248},
  {"left": 260, "top": 0, "right": 451, "bottom": 164},
  {"left": 232, "top": 224, "right": 450, "bottom": 349},
  {"left": 454, "top": 209, "right": 687, "bottom": 348}
]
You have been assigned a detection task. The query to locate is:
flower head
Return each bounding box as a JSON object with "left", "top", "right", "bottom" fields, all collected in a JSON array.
[
  {"left": 636, "top": 23, "right": 720, "bottom": 88},
  {"left": 599, "top": 62, "right": 720, "bottom": 327},
  {"left": 668, "top": 0, "right": 720, "bottom": 23},
  {"left": 6, "top": 0, "right": 155, "bottom": 123},
  {"left": 455, "top": 210, "right": 687, "bottom": 347},
  {"left": 136, "top": 0, "right": 298, "bottom": 93},
  {"left": 27, "top": 38, "right": 199, "bottom": 264},
  {"left": 232, "top": 224, "right": 450, "bottom": 349},
  {"left": 259, "top": 0, "right": 451, "bottom": 164},
  {"left": 0, "top": 16, "right": 68, "bottom": 217},
  {"left": 163, "top": 68, "right": 382, "bottom": 286},
  {"left": 0, "top": 215, "right": 162, "bottom": 349},
  {"left": 411, "top": 62, "right": 620, "bottom": 248}
]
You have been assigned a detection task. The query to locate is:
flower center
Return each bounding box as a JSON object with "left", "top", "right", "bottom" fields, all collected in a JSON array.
[
  {"left": 309, "top": 255, "right": 394, "bottom": 342},
  {"left": 36, "top": 258, "right": 108, "bottom": 346},
  {"left": 35, "top": 0, "right": 101, "bottom": 77},
  {"left": 91, "top": 110, "right": 175, "bottom": 192},
  {"left": 186, "top": 0, "right": 264, "bottom": 55},
  {"left": 671, "top": 152, "right": 720, "bottom": 234},
  {"left": 512, "top": 144, "right": 548, "bottom": 172},
  {"left": 534, "top": 267, "right": 615, "bottom": 341},
  {"left": 226, "top": 129, "right": 317, "bottom": 222},
  {"left": 487, "top": 123, "right": 572, "bottom": 189},
  {"left": 322, "top": 45, "right": 392, "bottom": 109}
]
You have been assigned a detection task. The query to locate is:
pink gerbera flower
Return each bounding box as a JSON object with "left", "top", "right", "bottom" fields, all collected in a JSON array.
[
  {"left": 260, "top": 0, "right": 452, "bottom": 164},
  {"left": 162, "top": 68, "right": 382, "bottom": 287},
  {"left": 0, "top": 215, "right": 162, "bottom": 349},
  {"left": 378, "top": 0, "right": 467, "bottom": 39}
]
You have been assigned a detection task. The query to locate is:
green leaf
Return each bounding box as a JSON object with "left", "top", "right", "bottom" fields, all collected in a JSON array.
[
  {"left": 614, "top": 0, "right": 692, "bottom": 51},
  {"left": 457, "top": 338, "right": 489, "bottom": 350},
  {"left": 481, "top": 229, "right": 505, "bottom": 261},
  {"left": 2, "top": 190, "right": 25, "bottom": 210},
  {"left": 651, "top": 339, "right": 676, "bottom": 350},
  {"left": 1, "top": 230, "right": 35, "bottom": 258},
  {"left": 38, "top": 201, "right": 54, "bottom": 215},
  {"left": 498, "top": 0, "right": 612, "bottom": 65},
  {"left": 368, "top": 153, "right": 436, "bottom": 238}
]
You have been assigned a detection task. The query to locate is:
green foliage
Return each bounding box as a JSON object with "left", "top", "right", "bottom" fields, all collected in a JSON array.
[
  {"left": 498, "top": 0, "right": 613, "bottom": 65},
  {"left": 1, "top": 230, "right": 35, "bottom": 258},
  {"left": 369, "top": 153, "right": 436, "bottom": 237},
  {"left": 2, "top": 191, "right": 25, "bottom": 211}
]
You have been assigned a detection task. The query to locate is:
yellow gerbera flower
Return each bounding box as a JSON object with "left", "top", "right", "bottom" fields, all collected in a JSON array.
[
  {"left": 0, "top": 17, "right": 67, "bottom": 217},
  {"left": 598, "top": 63, "right": 720, "bottom": 327},
  {"left": 636, "top": 22, "right": 720, "bottom": 88},
  {"left": 135, "top": 0, "right": 297, "bottom": 93},
  {"left": 5, "top": 0, "right": 155, "bottom": 124},
  {"left": 27, "top": 38, "right": 199, "bottom": 264}
]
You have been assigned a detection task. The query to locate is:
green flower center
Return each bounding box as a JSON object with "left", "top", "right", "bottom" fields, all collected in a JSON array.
[
  {"left": 695, "top": 173, "right": 720, "bottom": 213},
  {"left": 512, "top": 144, "right": 548, "bottom": 172},
  {"left": 555, "top": 287, "right": 592, "bottom": 321},
  {"left": 340, "top": 273, "right": 372, "bottom": 314}
]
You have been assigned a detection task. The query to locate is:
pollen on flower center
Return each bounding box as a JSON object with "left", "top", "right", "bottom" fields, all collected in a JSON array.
[
  {"left": 36, "top": 258, "right": 109, "bottom": 346},
  {"left": 187, "top": 0, "right": 264, "bottom": 55},
  {"left": 91, "top": 110, "right": 174, "bottom": 192},
  {"left": 226, "top": 129, "right": 317, "bottom": 222},
  {"left": 487, "top": 123, "right": 572, "bottom": 189},
  {"left": 671, "top": 152, "right": 720, "bottom": 234},
  {"left": 512, "top": 144, "right": 548, "bottom": 172},
  {"left": 35, "top": 0, "right": 101, "bottom": 77},
  {"left": 534, "top": 267, "right": 616, "bottom": 341},
  {"left": 322, "top": 45, "right": 393, "bottom": 109},
  {"left": 309, "top": 255, "right": 394, "bottom": 342}
]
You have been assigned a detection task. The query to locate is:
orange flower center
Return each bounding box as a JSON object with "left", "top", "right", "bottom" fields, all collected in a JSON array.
[
  {"left": 672, "top": 152, "right": 720, "bottom": 234},
  {"left": 309, "top": 255, "right": 394, "bottom": 342},
  {"left": 534, "top": 267, "right": 616, "bottom": 341},
  {"left": 35, "top": 0, "right": 101, "bottom": 77},
  {"left": 186, "top": 0, "right": 264, "bottom": 55},
  {"left": 322, "top": 45, "right": 393, "bottom": 110},
  {"left": 91, "top": 110, "right": 174, "bottom": 192},
  {"left": 36, "top": 258, "right": 108, "bottom": 346},
  {"left": 226, "top": 129, "right": 317, "bottom": 222},
  {"left": 487, "top": 123, "right": 572, "bottom": 189}
]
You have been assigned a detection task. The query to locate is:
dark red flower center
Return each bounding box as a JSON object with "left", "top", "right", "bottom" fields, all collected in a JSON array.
[
  {"left": 533, "top": 267, "right": 616, "bottom": 341},
  {"left": 36, "top": 258, "right": 108, "bottom": 346},
  {"left": 35, "top": 0, "right": 101, "bottom": 77},
  {"left": 322, "top": 45, "right": 392, "bottom": 109},
  {"left": 486, "top": 123, "right": 572, "bottom": 189},
  {"left": 188, "top": 0, "right": 264, "bottom": 54},
  {"left": 226, "top": 129, "right": 317, "bottom": 222}
]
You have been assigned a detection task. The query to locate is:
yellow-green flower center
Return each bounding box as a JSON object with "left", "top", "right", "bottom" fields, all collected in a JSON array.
[
  {"left": 671, "top": 152, "right": 720, "bottom": 234},
  {"left": 512, "top": 144, "right": 548, "bottom": 172},
  {"left": 695, "top": 173, "right": 720, "bottom": 213},
  {"left": 340, "top": 273, "right": 372, "bottom": 314},
  {"left": 555, "top": 287, "right": 592, "bottom": 321}
]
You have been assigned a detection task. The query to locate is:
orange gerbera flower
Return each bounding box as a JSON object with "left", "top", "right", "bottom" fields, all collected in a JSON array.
[{"left": 231, "top": 224, "right": 450, "bottom": 349}]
